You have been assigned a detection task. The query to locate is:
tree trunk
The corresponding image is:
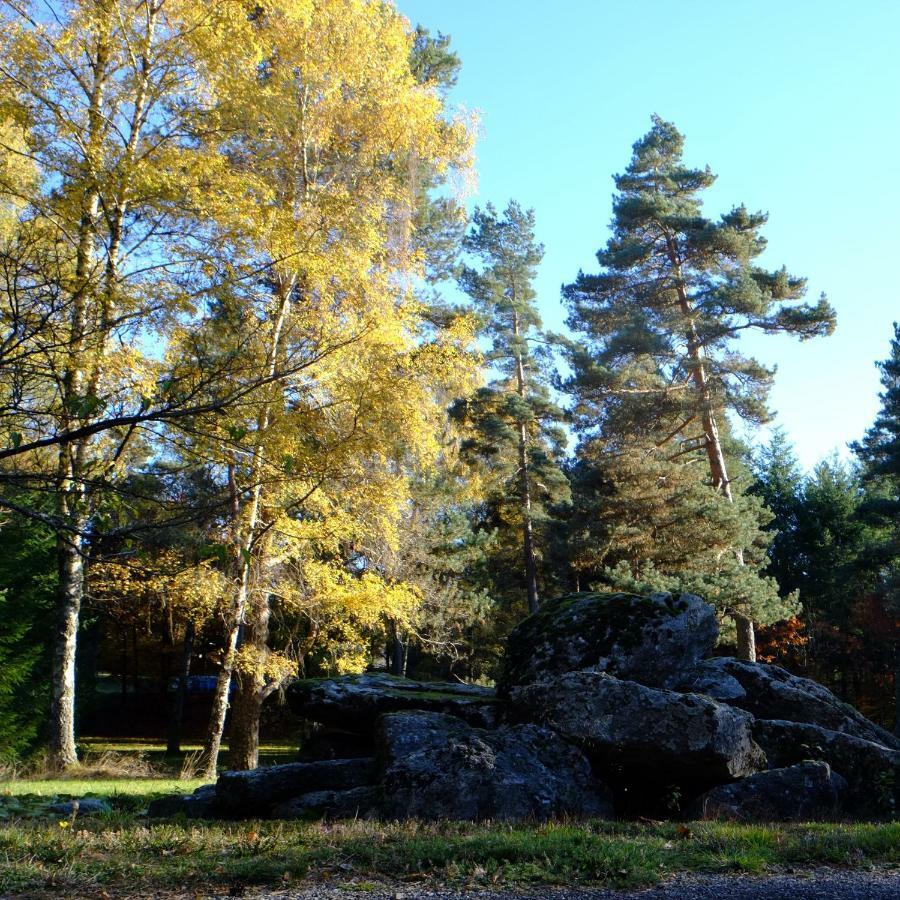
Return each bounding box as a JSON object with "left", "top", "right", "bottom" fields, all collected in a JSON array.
[
  {"left": 518, "top": 423, "right": 540, "bottom": 615},
  {"left": 735, "top": 613, "right": 756, "bottom": 663},
  {"left": 167, "top": 622, "right": 194, "bottom": 756},
  {"left": 512, "top": 311, "right": 540, "bottom": 614},
  {"left": 46, "top": 42, "right": 107, "bottom": 771},
  {"left": 228, "top": 675, "right": 263, "bottom": 772},
  {"left": 388, "top": 619, "right": 408, "bottom": 676},
  {"left": 665, "top": 234, "right": 756, "bottom": 661},
  {"left": 48, "top": 530, "right": 84, "bottom": 770},
  {"left": 199, "top": 277, "right": 296, "bottom": 779},
  {"left": 227, "top": 591, "right": 274, "bottom": 772}
]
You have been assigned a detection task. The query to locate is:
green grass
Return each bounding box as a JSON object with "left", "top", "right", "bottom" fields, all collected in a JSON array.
[
  {"left": 0, "top": 777, "right": 897, "bottom": 897},
  {"left": 0, "top": 777, "right": 207, "bottom": 798}
]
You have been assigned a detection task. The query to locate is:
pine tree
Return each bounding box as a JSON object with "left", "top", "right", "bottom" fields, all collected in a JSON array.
[
  {"left": 564, "top": 116, "right": 836, "bottom": 659},
  {"left": 751, "top": 429, "right": 806, "bottom": 597},
  {"left": 565, "top": 420, "right": 792, "bottom": 644},
  {"left": 0, "top": 499, "right": 56, "bottom": 760},
  {"left": 454, "top": 201, "right": 570, "bottom": 614},
  {"left": 853, "top": 323, "right": 900, "bottom": 733}
]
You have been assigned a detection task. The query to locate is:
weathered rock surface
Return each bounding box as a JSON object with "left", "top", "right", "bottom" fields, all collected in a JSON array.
[
  {"left": 149, "top": 591, "right": 900, "bottom": 825},
  {"left": 289, "top": 673, "right": 498, "bottom": 730},
  {"left": 692, "top": 761, "right": 847, "bottom": 822},
  {"left": 270, "top": 785, "right": 381, "bottom": 820},
  {"left": 147, "top": 784, "right": 219, "bottom": 819},
  {"left": 753, "top": 719, "right": 900, "bottom": 817},
  {"left": 215, "top": 758, "right": 377, "bottom": 818},
  {"left": 377, "top": 711, "right": 613, "bottom": 821},
  {"left": 676, "top": 658, "right": 900, "bottom": 750},
  {"left": 499, "top": 591, "right": 717, "bottom": 693},
  {"left": 511, "top": 671, "right": 766, "bottom": 785}
]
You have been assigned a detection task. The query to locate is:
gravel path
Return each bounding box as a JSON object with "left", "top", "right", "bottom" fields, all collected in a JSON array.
[
  {"left": 16, "top": 871, "right": 898, "bottom": 899},
  {"left": 240, "top": 870, "right": 900, "bottom": 900}
]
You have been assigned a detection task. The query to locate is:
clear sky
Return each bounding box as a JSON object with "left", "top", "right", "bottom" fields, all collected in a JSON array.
[{"left": 399, "top": 0, "right": 900, "bottom": 471}]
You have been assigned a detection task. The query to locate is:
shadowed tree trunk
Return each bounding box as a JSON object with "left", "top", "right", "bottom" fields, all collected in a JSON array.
[
  {"left": 513, "top": 311, "right": 539, "bottom": 615},
  {"left": 167, "top": 622, "right": 194, "bottom": 756},
  {"left": 665, "top": 233, "right": 756, "bottom": 662},
  {"left": 228, "top": 591, "right": 275, "bottom": 771},
  {"left": 199, "top": 278, "right": 295, "bottom": 779}
]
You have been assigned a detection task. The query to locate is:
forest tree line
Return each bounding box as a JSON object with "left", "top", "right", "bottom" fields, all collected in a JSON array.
[{"left": 0, "top": 0, "right": 897, "bottom": 773}]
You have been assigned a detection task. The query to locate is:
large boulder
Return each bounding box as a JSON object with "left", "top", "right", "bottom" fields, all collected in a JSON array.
[
  {"left": 753, "top": 719, "right": 900, "bottom": 818},
  {"left": 377, "top": 711, "right": 613, "bottom": 821},
  {"left": 676, "top": 658, "right": 900, "bottom": 750},
  {"left": 499, "top": 591, "right": 718, "bottom": 693},
  {"left": 288, "top": 673, "right": 498, "bottom": 731},
  {"left": 691, "top": 761, "right": 847, "bottom": 822},
  {"left": 511, "top": 671, "right": 766, "bottom": 787},
  {"left": 215, "top": 758, "right": 376, "bottom": 818}
]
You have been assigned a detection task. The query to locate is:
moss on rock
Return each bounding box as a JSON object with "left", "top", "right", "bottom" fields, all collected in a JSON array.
[{"left": 498, "top": 590, "right": 718, "bottom": 694}]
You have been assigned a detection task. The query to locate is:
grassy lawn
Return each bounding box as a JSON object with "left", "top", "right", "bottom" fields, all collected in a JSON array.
[
  {"left": 0, "top": 776, "right": 208, "bottom": 799},
  {"left": 0, "top": 777, "right": 897, "bottom": 897}
]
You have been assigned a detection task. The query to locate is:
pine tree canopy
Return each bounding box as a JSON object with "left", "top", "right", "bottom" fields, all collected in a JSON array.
[
  {"left": 853, "top": 324, "right": 900, "bottom": 601},
  {"left": 565, "top": 115, "right": 836, "bottom": 434},
  {"left": 454, "top": 201, "right": 569, "bottom": 513},
  {"left": 453, "top": 201, "right": 570, "bottom": 613}
]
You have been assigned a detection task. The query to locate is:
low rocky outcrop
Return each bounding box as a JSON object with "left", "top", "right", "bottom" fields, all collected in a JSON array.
[
  {"left": 692, "top": 761, "right": 847, "bottom": 822},
  {"left": 499, "top": 591, "right": 717, "bottom": 693},
  {"left": 511, "top": 670, "right": 765, "bottom": 788},
  {"left": 215, "top": 758, "right": 377, "bottom": 818},
  {"left": 377, "top": 711, "right": 613, "bottom": 821},
  {"left": 288, "top": 673, "right": 498, "bottom": 730},
  {"left": 676, "top": 658, "right": 900, "bottom": 750},
  {"left": 270, "top": 786, "right": 381, "bottom": 820},
  {"left": 753, "top": 719, "right": 899, "bottom": 817},
  {"left": 147, "top": 590, "right": 898, "bottom": 825}
]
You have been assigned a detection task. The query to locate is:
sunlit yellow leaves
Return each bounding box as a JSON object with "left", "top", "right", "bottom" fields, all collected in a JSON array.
[{"left": 91, "top": 552, "right": 231, "bottom": 628}]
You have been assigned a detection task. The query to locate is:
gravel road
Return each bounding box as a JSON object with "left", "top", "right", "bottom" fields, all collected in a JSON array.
[
  {"left": 235, "top": 870, "right": 900, "bottom": 900},
  {"left": 16, "top": 871, "right": 899, "bottom": 899}
]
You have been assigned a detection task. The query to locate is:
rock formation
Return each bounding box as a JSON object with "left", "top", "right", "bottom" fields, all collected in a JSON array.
[{"left": 149, "top": 591, "right": 899, "bottom": 823}]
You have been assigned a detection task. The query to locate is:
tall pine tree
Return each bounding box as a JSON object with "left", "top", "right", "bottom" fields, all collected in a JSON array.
[
  {"left": 454, "top": 201, "right": 569, "bottom": 614},
  {"left": 565, "top": 116, "right": 836, "bottom": 659}
]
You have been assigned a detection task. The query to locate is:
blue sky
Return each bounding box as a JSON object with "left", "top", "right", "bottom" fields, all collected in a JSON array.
[{"left": 400, "top": 0, "right": 900, "bottom": 471}]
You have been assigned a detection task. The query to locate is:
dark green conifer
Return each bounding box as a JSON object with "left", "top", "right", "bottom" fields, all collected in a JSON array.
[
  {"left": 853, "top": 324, "right": 900, "bottom": 732},
  {"left": 751, "top": 428, "right": 806, "bottom": 597},
  {"left": 453, "top": 201, "right": 569, "bottom": 614},
  {"left": 565, "top": 116, "right": 836, "bottom": 659}
]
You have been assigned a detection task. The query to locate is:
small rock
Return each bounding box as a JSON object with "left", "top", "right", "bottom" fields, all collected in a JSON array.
[
  {"left": 270, "top": 785, "right": 381, "bottom": 820},
  {"left": 691, "top": 761, "right": 848, "bottom": 822},
  {"left": 215, "top": 758, "right": 377, "bottom": 818},
  {"left": 47, "top": 798, "right": 110, "bottom": 816}
]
